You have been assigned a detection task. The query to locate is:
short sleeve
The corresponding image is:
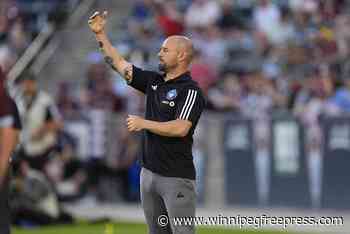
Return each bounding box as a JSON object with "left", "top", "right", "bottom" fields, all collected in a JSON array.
[
  {"left": 128, "top": 65, "right": 159, "bottom": 94},
  {"left": 0, "top": 116, "right": 13, "bottom": 128},
  {"left": 175, "top": 88, "right": 205, "bottom": 124}
]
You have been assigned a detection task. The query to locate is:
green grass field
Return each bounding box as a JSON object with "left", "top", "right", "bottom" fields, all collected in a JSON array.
[{"left": 12, "top": 222, "right": 304, "bottom": 234}]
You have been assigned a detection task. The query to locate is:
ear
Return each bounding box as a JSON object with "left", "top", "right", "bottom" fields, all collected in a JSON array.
[{"left": 177, "top": 51, "right": 187, "bottom": 62}]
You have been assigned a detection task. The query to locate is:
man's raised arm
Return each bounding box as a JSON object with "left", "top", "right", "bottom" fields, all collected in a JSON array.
[{"left": 88, "top": 11, "right": 133, "bottom": 83}]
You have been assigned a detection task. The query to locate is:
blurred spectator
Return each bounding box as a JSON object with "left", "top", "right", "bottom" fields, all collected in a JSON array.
[
  {"left": 110, "top": 128, "right": 140, "bottom": 202},
  {"left": 8, "top": 18, "right": 29, "bottom": 55},
  {"left": 0, "top": 14, "right": 9, "bottom": 43},
  {"left": 10, "top": 159, "right": 74, "bottom": 226},
  {"left": 294, "top": 66, "right": 339, "bottom": 154},
  {"left": 56, "top": 82, "right": 84, "bottom": 122},
  {"left": 128, "top": 0, "right": 156, "bottom": 40},
  {"left": 327, "top": 77, "right": 350, "bottom": 114},
  {"left": 335, "top": 14, "right": 350, "bottom": 59},
  {"left": 83, "top": 63, "right": 126, "bottom": 202},
  {"left": 130, "top": 0, "right": 155, "bottom": 23},
  {"left": 196, "top": 25, "right": 227, "bottom": 67},
  {"left": 16, "top": 73, "right": 63, "bottom": 171},
  {"left": 154, "top": 0, "right": 185, "bottom": 37},
  {"left": 253, "top": 0, "right": 281, "bottom": 44},
  {"left": 207, "top": 73, "right": 242, "bottom": 112},
  {"left": 243, "top": 76, "right": 283, "bottom": 145},
  {"left": 241, "top": 72, "right": 274, "bottom": 205},
  {"left": 190, "top": 50, "right": 218, "bottom": 94},
  {"left": 45, "top": 133, "right": 87, "bottom": 202},
  {"left": 185, "top": 0, "right": 221, "bottom": 30},
  {"left": 269, "top": 7, "right": 296, "bottom": 45},
  {"left": 217, "top": 0, "right": 246, "bottom": 32}
]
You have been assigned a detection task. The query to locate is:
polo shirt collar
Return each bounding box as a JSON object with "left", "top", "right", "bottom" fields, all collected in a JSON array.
[{"left": 163, "top": 71, "right": 191, "bottom": 83}]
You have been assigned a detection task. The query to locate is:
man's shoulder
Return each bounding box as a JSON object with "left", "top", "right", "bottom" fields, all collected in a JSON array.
[
  {"left": 134, "top": 65, "right": 163, "bottom": 79},
  {"left": 177, "top": 82, "right": 206, "bottom": 110},
  {"left": 181, "top": 80, "right": 204, "bottom": 98},
  {"left": 132, "top": 65, "right": 164, "bottom": 91}
]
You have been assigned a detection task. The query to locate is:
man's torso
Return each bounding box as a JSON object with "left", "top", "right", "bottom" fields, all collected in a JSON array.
[{"left": 130, "top": 66, "right": 205, "bottom": 180}]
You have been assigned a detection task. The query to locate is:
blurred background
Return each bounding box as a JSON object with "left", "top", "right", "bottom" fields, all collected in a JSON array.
[{"left": 2, "top": 0, "right": 350, "bottom": 233}]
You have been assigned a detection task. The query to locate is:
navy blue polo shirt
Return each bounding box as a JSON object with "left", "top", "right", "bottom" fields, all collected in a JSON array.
[{"left": 128, "top": 66, "right": 205, "bottom": 180}]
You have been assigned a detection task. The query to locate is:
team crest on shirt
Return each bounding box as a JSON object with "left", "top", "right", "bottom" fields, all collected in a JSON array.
[{"left": 166, "top": 89, "right": 177, "bottom": 100}]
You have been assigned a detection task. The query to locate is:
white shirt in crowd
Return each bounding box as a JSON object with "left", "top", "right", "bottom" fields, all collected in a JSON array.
[
  {"left": 253, "top": 2, "right": 281, "bottom": 41},
  {"left": 185, "top": 0, "right": 221, "bottom": 28}
]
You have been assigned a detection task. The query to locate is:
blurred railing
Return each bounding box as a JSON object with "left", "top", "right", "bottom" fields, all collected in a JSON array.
[
  {"left": 212, "top": 112, "right": 350, "bottom": 210},
  {"left": 7, "top": 23, "right": 54, "bottom": 87},
  {"left": 7, "top": 0, "right": 96, "bottom": 89}
]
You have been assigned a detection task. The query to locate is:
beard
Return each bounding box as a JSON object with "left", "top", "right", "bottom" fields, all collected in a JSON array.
[{"left": 158, "top": 62, "right": 167, "bottom": 72}]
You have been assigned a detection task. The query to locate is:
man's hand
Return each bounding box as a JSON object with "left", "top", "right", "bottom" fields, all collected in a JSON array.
[
  {"left": 88, "top": 11, "right": 108, "bottom": 34},
  {"left": 87, "top": 10, "right": 132, "bottom": 80},
  {"left": 127, "top": 115, "right": 145, "bottom": 132}
]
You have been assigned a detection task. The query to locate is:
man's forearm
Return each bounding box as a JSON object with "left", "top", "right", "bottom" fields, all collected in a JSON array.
[
  {"left": 95, "top": 32, "right": 122, "bottom": 71},
  {"left": 95, "top": 32, "right": 132, "bottom": 82},
  {"left": 0, "top": 128, "right": 19, "bottom": 188},
  {"left": 143, "top": 119, "right": 191, "bottom": 137}
]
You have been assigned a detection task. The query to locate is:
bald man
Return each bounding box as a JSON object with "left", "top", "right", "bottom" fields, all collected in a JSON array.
[{"left": 89, "top": 11, "right": 205, "bottom": 234}]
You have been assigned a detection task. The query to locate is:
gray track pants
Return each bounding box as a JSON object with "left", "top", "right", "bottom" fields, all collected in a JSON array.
[{"left": 140, "top": 167, "right": 196, "bottom": 234}]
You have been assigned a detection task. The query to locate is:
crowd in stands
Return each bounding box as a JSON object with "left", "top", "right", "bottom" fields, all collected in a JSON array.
[
  {"left": 0, "top": 0, "right": 78, "bottom": 73},
  {"left": 119, "top": 0, "right": 350, "bottom": 118}
]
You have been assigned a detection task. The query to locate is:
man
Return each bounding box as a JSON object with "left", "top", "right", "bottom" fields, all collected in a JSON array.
[
  {"left": 88, "top": 11, "right": 205, "bottom": 234},
  {"left": 16, "top": 74, "right": 62, "bottom": 171},
  {"left": 0, "top": 66, "right": 21, "bottom": 234}
]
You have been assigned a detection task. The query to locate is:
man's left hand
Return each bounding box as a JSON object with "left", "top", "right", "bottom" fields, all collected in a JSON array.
[{"left": 127, "top": 115, "right": 145, "bottom": 132}]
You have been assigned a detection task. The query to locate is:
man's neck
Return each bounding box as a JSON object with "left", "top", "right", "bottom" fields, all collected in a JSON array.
[{"left": 164, "top": 67, "right": 189, "bottom": 82}]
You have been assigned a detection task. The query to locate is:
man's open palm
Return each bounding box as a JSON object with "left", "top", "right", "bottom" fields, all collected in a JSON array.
[{"left": 88, "top": 11, "right": 108, "bottom": 34}]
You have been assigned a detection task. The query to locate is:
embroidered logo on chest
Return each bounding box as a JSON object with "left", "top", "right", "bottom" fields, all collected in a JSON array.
[
  {"left": 166, "top": 89, "right": 177, "bottom": 100},
  {"left": 151, "top": 85, "right": 158, "bottom": 91}
]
